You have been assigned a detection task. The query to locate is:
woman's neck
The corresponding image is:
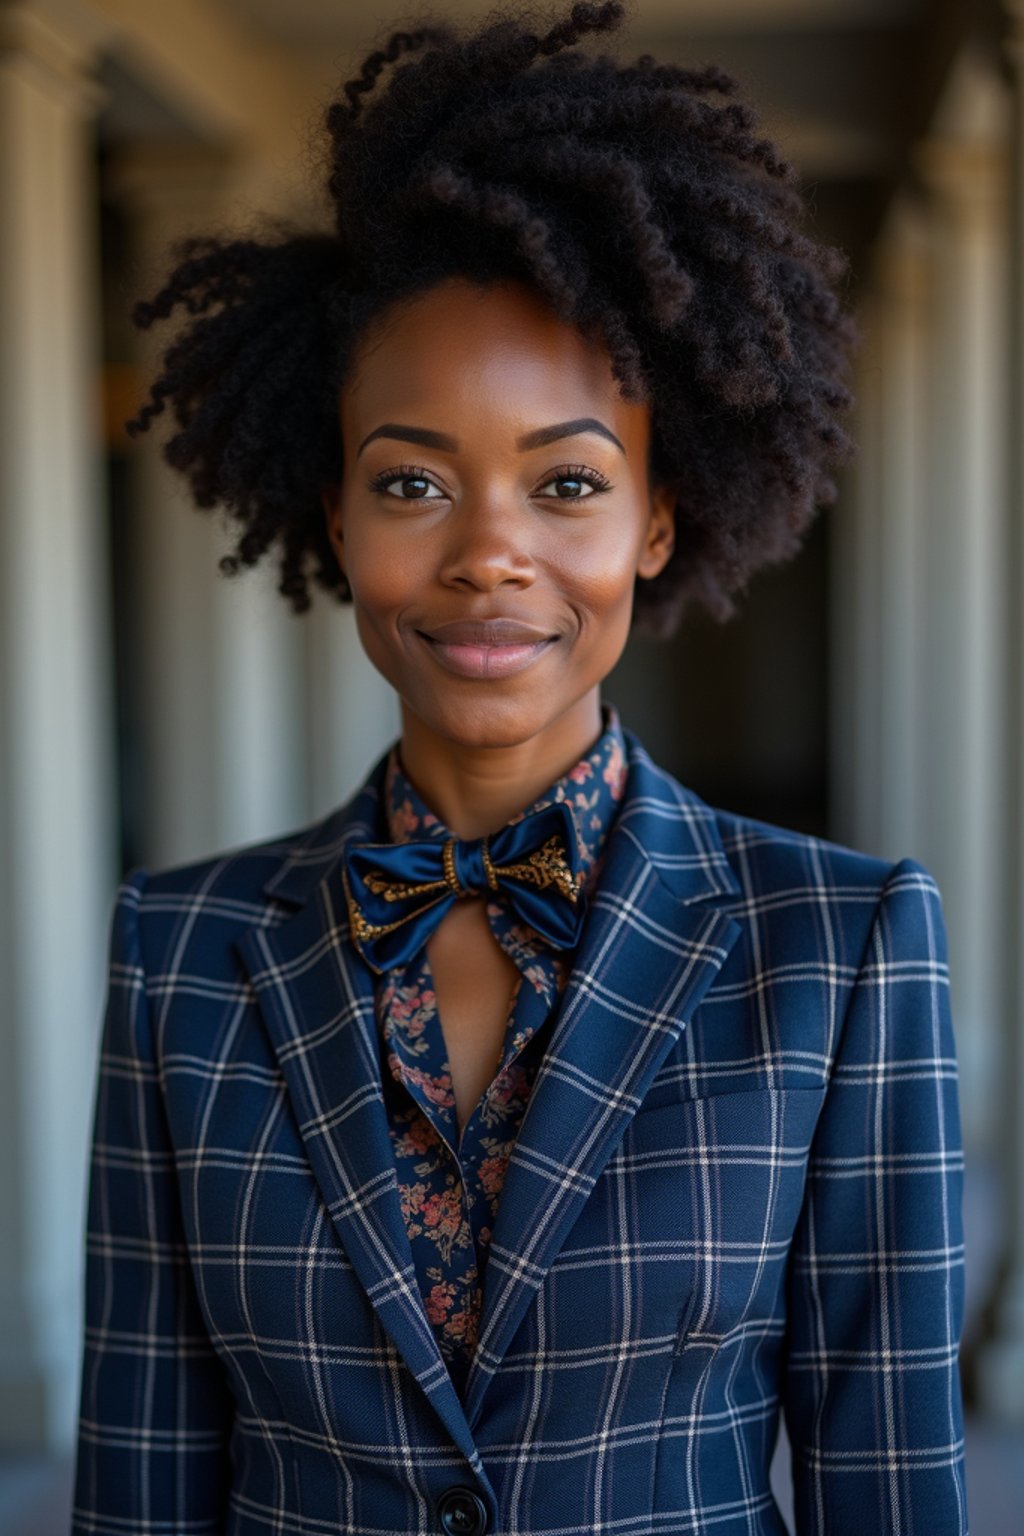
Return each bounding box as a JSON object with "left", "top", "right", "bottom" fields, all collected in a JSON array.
[{"left": 396, "top": 691, "right": 604, "bottom": 840}]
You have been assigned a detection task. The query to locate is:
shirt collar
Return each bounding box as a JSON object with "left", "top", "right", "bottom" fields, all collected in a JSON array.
[{"left": 381, "top": 699, "right": 628, "bottom": 894}]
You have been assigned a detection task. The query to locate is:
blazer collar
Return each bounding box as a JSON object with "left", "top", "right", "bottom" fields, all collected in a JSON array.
[
  {"left": 257, "top": 724, "right": 742, "bottom": 912},
  {"left": 234, "top": 725, "right": 743, "bottom": 1467}
]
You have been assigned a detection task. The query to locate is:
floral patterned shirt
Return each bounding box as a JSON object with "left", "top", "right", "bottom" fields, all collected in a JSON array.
[{"left": 372, "top": 699, "right": 628, "bottom": 1400}]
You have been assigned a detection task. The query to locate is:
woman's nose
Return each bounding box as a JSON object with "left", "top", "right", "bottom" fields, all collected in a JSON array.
[{"left": 437, "top": 500, "right": 537, "bottom": 589}]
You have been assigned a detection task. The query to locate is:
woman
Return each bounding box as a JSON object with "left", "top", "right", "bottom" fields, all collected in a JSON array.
[{"left": 71, "top": 4, "right": 968, "bottom": 1534}]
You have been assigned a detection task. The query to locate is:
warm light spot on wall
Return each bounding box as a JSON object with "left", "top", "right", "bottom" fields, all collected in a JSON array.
[{"left": 100, "top": 363, "right": 143, "bottom": 452}]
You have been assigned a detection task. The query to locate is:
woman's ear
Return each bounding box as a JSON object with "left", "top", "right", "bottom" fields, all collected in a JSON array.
[
  {"left": 321, "top": 483, "right": 345, "bottom": 572},
  {"left": 636, "top": 481, "right": 677, "bottom": 581}
]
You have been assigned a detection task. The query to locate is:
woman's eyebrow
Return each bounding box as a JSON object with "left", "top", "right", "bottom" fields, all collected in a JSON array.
[{"left": 355, "top": 417, "right": 625, "bottom": 457}]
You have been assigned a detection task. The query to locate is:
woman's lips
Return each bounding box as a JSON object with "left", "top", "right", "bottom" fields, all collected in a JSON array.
[{"left": 417, "top": 630, "right": 557, "bottom": 679}]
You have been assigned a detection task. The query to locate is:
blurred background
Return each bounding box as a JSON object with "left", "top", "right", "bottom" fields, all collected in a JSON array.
[{"left": 1, "top": 0, "right": 1022, "bottom": 1530}]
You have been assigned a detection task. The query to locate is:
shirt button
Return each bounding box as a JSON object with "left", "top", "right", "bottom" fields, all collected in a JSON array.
[{"left": 437, "top": 1484, "right": 489, "bottom": 1535}]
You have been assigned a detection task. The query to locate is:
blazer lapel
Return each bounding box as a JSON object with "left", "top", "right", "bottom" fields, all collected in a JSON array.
[
  {"left": 460, "top": 730, "right": 744, "bottom": 1429},
  {"left": 233, "top": 751, "right": 487, "bottom": 1477},
  {"left": 233, "top": 725, "right": 744, "bottom": 1455}
]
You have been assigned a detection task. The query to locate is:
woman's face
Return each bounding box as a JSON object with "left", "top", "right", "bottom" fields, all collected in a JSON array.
[{"left": 322, "top": 276, "right": 676, "bottom": 752}]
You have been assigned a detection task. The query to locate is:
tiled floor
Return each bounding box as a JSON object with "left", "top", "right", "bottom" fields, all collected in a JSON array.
[{"left": 4, "top": 1156, "right": 1020, "bottom": 1534}]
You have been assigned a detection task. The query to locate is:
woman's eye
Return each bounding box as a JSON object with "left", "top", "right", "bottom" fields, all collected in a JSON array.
[
  {"left": 366, "top": 462, "right": 613, "bottom": 501},
  {"left": 535, "top": 466, "right": 613, "bottom": 500},
  {"left": 368, "top": 467, "right": 445, "bottom": 501}
]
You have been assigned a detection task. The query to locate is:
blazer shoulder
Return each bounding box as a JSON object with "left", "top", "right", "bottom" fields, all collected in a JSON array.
[
  {"left": 111, "top": 816, "right": 338, "bottom": 989},
  {"left": 124, "top": 754, "right": 388, "bottom": 919},
  {"left": 130, "top": 819, "right": 316, "bottom": 905},
  {"left": 707, "top": 801, "right": 931, "bottom": 905},
  {"left": 702, "top": 804, "right": 947, "bottom": 1031}
]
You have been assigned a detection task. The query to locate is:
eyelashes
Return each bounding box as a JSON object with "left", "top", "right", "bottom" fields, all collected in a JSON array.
[
  {"left": 365, "top": 463, "right": 444, "bottom": 500},
  {"left": 365, "top": 462, "right": 614, "bottom": 502}
]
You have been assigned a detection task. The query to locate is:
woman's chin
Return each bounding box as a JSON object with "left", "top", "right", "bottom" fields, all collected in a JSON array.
[{"left": 400, "top": 693, "right": 555, "bottom": 750}]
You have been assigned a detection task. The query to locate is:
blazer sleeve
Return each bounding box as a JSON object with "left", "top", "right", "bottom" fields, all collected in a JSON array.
[
  {"left": 71, "top": 868, "right": 235, "bottom": 1534},
  {"left": 780, "top": 855, "right": 969, "bottom": 1535}
]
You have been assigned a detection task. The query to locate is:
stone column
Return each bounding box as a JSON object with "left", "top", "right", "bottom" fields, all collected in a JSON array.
[
  {"left": 869, "top": 191, "right": 932, "bottom": 865},
  {"left": 305, "top": 599, "right": 401, "bottom": 819},
  {"left": 106, "top": 143, "right": 308, "bottom": 870},
  {"left": 975, "top": 2, "right": 1024, "bottom": 1423},
  {"left": 913, "top": 133, "right": 1009, "bottom": 1159},
  {"left": 0, "top": 0, "right": 115, "bottom": 1452},
  {"left": 829, "top": 283, "right": 883, "bottom": 855}
]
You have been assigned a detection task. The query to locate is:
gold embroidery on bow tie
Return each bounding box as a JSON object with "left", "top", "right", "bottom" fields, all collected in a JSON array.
[
  {"left": 492, "top": 833, "right": 583, "bottom": 904},
  {"left": 343, "top": 830, "right": 582, "bottom": 971},
  {"left": 363, "top": 871, "right": 450, "bottom": 901},
  {"left": 360, "top": 836, "right": 475, "bottom": 902},
  {"left": 341, "top": 863, "right": 451, "bottom": 963},
  {"left": 480, "top": 838, "right": 500, "bottom": 891},
  {"left": 443, "top": 837, "right": 467, "bottom": 895}
]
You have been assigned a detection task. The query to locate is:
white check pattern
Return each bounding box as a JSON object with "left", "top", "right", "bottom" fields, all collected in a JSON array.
[{"left": 71, "top": 723, "right": 968, "bottom": 1535}]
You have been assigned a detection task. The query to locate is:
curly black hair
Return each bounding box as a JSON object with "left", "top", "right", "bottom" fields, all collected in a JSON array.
[{"left": 124, "top": 0, "right": 858, "bottom": 639}]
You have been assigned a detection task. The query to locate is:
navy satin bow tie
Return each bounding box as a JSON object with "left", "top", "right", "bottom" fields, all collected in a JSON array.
[{"left": 340, "top": 799, "right": 587, "bottom": 974}]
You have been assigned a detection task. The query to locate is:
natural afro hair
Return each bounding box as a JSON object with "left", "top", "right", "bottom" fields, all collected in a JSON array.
[{"left": 124, "top": 0, "right": 858, "bottom": 639}]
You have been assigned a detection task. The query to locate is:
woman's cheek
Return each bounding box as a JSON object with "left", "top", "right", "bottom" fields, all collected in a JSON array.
[
  {"left": 555, "top": 529, "right": 643, "bottom": 612},
  {"left": 344, "top": 519, "right": 423, "bottom": 608},
  {"left": 350, "top": 608, "right": 412, "bottom": 698}
]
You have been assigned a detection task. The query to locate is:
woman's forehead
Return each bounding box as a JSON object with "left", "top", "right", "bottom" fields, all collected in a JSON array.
[{"left": 340, "top": 277, "right": 651, "bottom": 448}]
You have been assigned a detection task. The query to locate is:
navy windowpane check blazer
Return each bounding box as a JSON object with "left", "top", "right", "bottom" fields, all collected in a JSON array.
[{"left": 71, "top": 724, "right": 968, "bottom": 1536}]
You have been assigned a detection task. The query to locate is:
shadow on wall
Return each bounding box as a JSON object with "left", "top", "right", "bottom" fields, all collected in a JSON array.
[{"left": 608, "top": 513, "right": 830, "bottom": 839}]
